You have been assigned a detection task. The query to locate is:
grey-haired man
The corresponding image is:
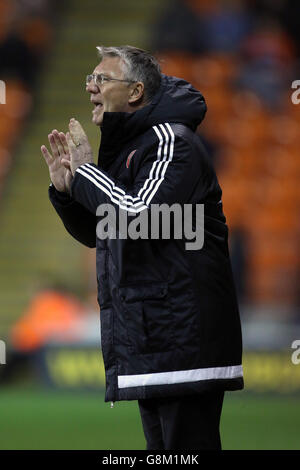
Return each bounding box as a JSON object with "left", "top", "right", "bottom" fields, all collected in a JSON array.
[{"left": 42, "top": 46, "right": 243, "bottom": 450}]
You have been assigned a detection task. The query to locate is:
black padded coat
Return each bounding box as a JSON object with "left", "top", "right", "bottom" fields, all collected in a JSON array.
[{"left": 49, "top": 74, "right": 244, "bottom": 403}]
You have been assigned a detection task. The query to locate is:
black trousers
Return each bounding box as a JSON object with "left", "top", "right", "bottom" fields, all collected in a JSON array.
[{"left": 138, "top": 391, "right": 225, "bottom": 450}]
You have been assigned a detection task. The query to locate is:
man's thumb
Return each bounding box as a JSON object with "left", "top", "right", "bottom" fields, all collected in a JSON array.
[{"left": 66, "top": 131, "right": 76, "bottom": 150}]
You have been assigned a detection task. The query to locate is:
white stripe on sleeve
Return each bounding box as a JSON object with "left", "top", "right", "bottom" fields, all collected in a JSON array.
[{"left": 75, "top": 123, "right": 175, "bottom": 213}]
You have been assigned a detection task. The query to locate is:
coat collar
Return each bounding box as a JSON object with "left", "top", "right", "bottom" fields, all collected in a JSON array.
[
  {"left": 97, "top": 74, "right": 207, "bottom": 169},
  {"left": 97, "top": 84, "right": 163, "bottom": 169}
]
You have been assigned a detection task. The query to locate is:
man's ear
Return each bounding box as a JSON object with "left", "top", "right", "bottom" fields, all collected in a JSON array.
[{"left": 128, "top": 82, "right": 144, "bottom": 104}]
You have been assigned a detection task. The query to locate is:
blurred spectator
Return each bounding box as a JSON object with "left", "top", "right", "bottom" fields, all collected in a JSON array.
[
  {"left": 0, "top": 0, "right": 53, "bottom": 87},
  {"left": 235, "top": 19, "right": 296, "bottom": 109},
  {"left": 246, "top": 0, "right": 300, "bottom": 55},
  {"left": 0, "top": 31, "right": 39, "bottom": 87},
  {"left": 11, "top": 286, "right": 86, "bottom": 352},
  {"left": 0, "top": 0, "right": 54, "bottom": 202},
  {"left": 152, "top": 0, "right": 253, "bottom": 54}
]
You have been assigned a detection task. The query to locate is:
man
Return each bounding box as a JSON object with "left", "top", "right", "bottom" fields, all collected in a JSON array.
[{"left": 41, "top": 45, "right": 243, "bottom": 450}]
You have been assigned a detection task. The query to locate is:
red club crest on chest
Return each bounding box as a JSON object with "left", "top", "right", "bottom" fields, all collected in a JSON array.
[{"left": 126, "top": 150, "right": 137, "bottom": 168}]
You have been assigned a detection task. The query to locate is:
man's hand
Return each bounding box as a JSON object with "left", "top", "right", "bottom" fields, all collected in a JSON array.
[
  {"left": 41, "top": 130, "right": 73, "bottom": 193},
  {"left": 63, "top": 118, "right": 94, "bottom": 176}
]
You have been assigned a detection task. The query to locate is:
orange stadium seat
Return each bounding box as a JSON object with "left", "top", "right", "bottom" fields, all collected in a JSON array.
[
  {"left": 260, "top": 146, "right": 300, "bottom": 178},
  {"left": 190, "top": 54, "right": 237, "bottom": 90},
  {"left": 230, "top": 90, "right": 265, "bottom": 120},
  {"left": 219, "top": 116, "right": 267, "bottom": 148},
  {"left": 0, "top": 0, "right": 14, "bottom": 42},
  {"left": 0, "top": 113, "right": 19, "bottom": 148},
  {"left": 155, "top": 52, "right": 194, "bottom": 82},
  {"left": 248, "top": 232, "right": 300, "bottom": 270},
  {"left": 247, "top": 264, "right": 299, "bottom": 305},
  {"left": 217, "top": 147, "right": 263, "bottom": 178},
  {"left": 20, "top": 17, "right": 52, "bottom": 54},
  {"left": 0, "top": 80, "right": 32, "bottom": 149},
  {"left": 200, "top": 86, "right": 232, "bottom": 116},
  {"left": 267, "top": 114, "right": 300, "bottom": 147},
  {"left": 4, "top": 80, "right": 32, "bottom": 120},
  {"left": 246, "top": 206, "right": 300, "bottom": 235}
]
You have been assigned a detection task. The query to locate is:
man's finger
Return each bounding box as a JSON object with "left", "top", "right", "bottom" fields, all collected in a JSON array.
[
  {"left": 41, "top": 145, "right": 53, "bottom": 165},
  {"left": 59, "top": 132, "right": 69, "bottom": 155},
  {"left": 66, "top": 131, "right": 77, "bottom": 151},
  {"left": 66, "top": 131, "right": 79, "bottom": 176},
  {"left": 61, "top": 158, "right": 71, "bottom": 170},
  {"left": 69, "top": 118, "right": 88, "bottom": 146},
  {"left": 48, "top": 132, "right": 59, "bottom": 159},
  {"left": 52, "top": 130, "right": 64, "bottom": 155}
]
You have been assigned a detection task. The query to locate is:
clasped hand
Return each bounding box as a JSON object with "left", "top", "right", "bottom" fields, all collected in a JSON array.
[{"left": 41, "top": 118, "right": 94, "bottom": 193}]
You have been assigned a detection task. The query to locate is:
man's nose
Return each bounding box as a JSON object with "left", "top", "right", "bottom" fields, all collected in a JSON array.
[{"left": 86, "top": 82, "right": 100, "bottom": 93}]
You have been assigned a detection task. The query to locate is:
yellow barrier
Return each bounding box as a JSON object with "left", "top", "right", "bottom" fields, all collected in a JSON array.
[{"left": 40, "top": 348, "right": 300, "bottom": 393}]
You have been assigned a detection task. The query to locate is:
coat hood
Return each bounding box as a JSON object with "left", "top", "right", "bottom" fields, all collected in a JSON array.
[
  {"left": 138, "top": 74, "right": 207, "bottom": 132},
  {"left": 99, "top": 74, "right": 207, "bottom": 161}
]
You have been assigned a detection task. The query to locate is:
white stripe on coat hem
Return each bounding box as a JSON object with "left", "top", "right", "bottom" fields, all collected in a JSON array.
[{"left": 117, "top": 365, "right": 243, "bottom": 389}]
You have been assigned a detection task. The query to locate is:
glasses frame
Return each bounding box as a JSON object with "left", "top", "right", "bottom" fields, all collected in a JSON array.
[{"left": 86, "top": 73, "right": 135, "bottom": 87}]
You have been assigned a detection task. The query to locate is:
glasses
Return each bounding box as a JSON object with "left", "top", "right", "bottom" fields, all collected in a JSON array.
[{"left": 86, "top": 73, "right": 135, "bottom": 87}]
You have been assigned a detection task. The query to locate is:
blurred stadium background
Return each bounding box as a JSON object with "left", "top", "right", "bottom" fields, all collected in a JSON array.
[{"left": 0, "top": 0, "right": 300, "bottom": 450}]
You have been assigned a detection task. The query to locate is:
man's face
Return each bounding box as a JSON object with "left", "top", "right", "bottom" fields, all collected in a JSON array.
[{"left": 86, "top": 57, "right": 133, "bottom": 126}]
